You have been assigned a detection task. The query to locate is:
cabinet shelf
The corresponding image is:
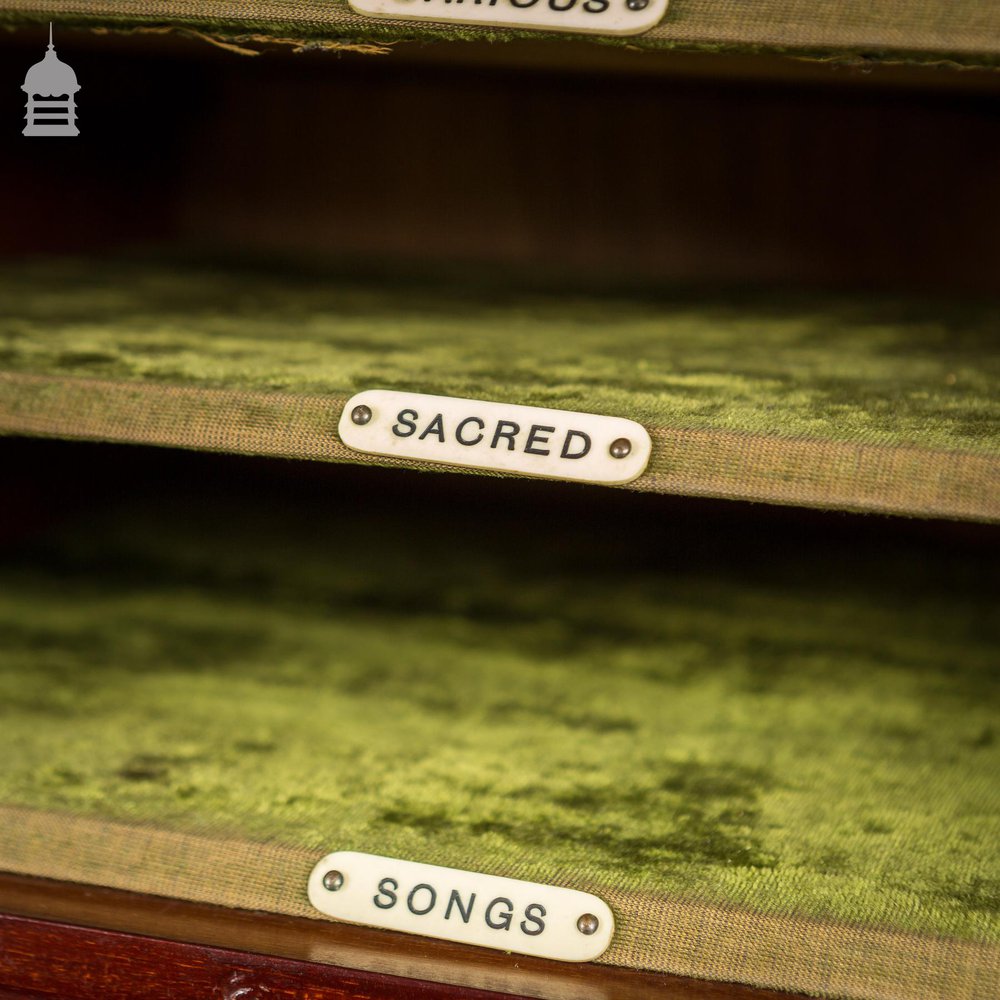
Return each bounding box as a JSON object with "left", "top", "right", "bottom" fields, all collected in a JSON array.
[
  {"left": 0, "top": 451, "right": 996, "bottom": 999},
  {"left": 1, "top": 257, "right": 997, "bottom": 520},
  {"left": 2, "top": 0, "right": 999, "bottom": 66}
]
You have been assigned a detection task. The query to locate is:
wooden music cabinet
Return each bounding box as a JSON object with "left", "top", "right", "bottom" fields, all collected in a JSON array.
[{"left": 0, "top": 5, "right": 998, "bottom": 999}]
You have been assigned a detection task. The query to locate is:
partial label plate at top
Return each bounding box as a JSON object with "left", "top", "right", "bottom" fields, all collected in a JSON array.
[
  {"left": 348, "top": 0, "right": 669, "bottom": 37},
  {"left": 339, "top": 389, "right": 651, "bottom": 486}
]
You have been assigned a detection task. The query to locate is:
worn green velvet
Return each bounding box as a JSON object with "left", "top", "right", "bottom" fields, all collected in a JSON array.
[
  {"left": 1, "top": 257, "right": 998, "bottom": 456},
  {"left": 0, "top": 469, "right": 997, "bottom": 947}
]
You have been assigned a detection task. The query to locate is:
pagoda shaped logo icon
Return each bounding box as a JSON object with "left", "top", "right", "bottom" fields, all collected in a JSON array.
[{"left": 22, "top": 24, "right": 80, "bottom": 137}]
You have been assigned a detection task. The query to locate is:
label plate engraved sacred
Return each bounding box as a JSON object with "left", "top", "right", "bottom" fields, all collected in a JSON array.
[
  {"left": 348, "top": 0, "right": 669, "bottom": 37},
  {"left": 308, "top": 852, "right": 615, "bottom": 962},
  {"left": 339, "top": 390, "right": 651, "bottom": 486}
]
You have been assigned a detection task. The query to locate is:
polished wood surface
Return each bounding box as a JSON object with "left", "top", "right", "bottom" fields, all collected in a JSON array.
[
  {"left": 0, "top": 911, "right": 530, "bottom": 1000},
  {"left": 0, "top": 874, "right": 800, "bottom": 999}
]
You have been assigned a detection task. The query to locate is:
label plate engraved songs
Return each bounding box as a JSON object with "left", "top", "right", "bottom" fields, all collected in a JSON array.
[
  {"left": 348, "top": 0, "right": 669, "bottom": 37},
  {"left": 339, "top": 390, "right": 651, "bottom": 485},
  {"left": 308, "top": 852, "right": 615, "bottom": 962}
]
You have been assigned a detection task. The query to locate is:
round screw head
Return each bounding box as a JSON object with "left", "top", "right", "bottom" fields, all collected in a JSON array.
[
  {"left": 626, "top": 0, "right": 648, "bottom": 9},
  {"left": 577, "top": 913, "right": 600, "bottom": 935},
  {"left": 351, "top": 404, "right": 373, "bottom": 426},
  {"left": 609, "top": 437, "right": 632, "bottom": 459},
  {"left": 322, "top": 870, "right": 345, "bottom": 892}
]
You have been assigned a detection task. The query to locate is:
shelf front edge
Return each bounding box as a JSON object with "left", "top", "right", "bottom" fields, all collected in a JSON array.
[
  {"left": 1, "top": 372, "right": 997, "bottom": 521},
  {"left": 0, "top": 807, "right": 997, "bottom": 1000}
]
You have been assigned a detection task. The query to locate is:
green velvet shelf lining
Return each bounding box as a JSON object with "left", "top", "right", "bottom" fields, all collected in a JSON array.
[
  {"left": 0, "top": 472, "right": 997, "bottom": 1000},
  {"left": 2, "top": 0, "right": 1000, "bottom": 65},
  {"left": 1, "top": 257, "right": 998, "bottom": 520}
]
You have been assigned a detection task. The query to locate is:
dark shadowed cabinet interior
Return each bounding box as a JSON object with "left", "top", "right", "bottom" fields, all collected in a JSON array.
[{"left": 0, "top": 4, "right": 998, "bottom": 1000}]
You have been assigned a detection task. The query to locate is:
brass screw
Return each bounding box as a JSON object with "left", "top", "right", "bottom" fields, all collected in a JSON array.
[
  {"left": 322, "top": 870, "right": 345, "bottom": 891},
  {"left": 609, "top": 438, "right": 632, "bottom": 459}
]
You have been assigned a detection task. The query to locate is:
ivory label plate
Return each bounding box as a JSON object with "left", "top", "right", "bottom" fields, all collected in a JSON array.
[
  {"left": 348, "top": 0, "right": 669, "bottom": 36},
  {"left": 339, "top": 390, "right": 651, "bottom": 485},
  {"left": 308, "top": 852, "right": 615, "bottom": 962}
]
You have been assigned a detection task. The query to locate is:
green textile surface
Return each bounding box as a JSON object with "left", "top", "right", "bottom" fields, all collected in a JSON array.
[
  {"left": 0, "top": 469, "right": 998, "bottom": 951},
  {"left": 3, "top": 0, "right": 1000, "bottom": 65},
  {"left": 2, "top": 257, "right": 998, "bottom": 456}
]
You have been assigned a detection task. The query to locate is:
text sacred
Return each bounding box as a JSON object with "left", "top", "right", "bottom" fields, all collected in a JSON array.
[{"left": 392, "top": 408, "right": 594, "bottom": 460}]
